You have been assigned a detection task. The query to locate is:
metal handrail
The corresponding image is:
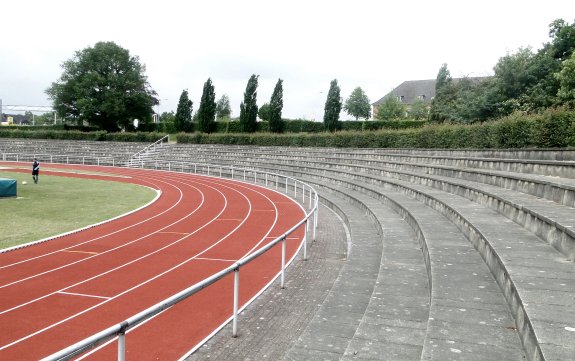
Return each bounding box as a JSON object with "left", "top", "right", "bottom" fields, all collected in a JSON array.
[
  {"left": 0, "top": 152, "right": 319, "bottom": 361},
  {"left": 127, "top": 135, "right": 169, "bottom": 165}
]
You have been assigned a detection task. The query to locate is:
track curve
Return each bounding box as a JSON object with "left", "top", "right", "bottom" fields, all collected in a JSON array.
[{"left": 0, "top": 164, "right": 306, "bottom": 360}]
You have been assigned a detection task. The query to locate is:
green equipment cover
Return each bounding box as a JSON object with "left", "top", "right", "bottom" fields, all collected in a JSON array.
[{"left": 0, "top": 178, "right": 17, "bottom": 198}]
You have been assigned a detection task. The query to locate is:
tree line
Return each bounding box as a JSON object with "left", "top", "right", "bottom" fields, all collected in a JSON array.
[
  {"left": 44, "top": 18, "right": 574, "bottom": 134},
  {"left": 429, "top": 18, "right": 575, "bottom": 123},
  {"left": 44, "top": 41, "right": 371, "bottom": 134}
]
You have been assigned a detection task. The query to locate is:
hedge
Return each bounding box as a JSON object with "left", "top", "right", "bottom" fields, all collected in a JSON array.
[
  {"left": 2, "top": 109, "right": 573, "bottom": 149},
  {"left": 0, "top": 129, "right": 167, "bottom": 142},
  {"left": 211, "top": 119, "right": 426, "bottom": 134},
  {"left": 177, "top": 109, "right": 575, "bottom": 149}
]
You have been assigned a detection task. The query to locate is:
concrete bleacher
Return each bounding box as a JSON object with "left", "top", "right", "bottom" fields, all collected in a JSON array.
[
  {"left": 1, "top": 138, "right": 574, "bottom": 360},
  {"left": 155, "top": 144, "right": 575, "bottom": 360},
  {"left": 0, "top": 138, "right": 149, "bottom": 165}
]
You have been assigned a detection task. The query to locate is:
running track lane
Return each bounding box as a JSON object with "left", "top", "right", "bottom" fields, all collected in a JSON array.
[{"left": 0, "top": 163, "right": 306, "bottom": 360}]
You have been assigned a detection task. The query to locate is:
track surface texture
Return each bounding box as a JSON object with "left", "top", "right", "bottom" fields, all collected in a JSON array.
[{"left": 0, "top": 164, "right": 306, "bottom": 360}]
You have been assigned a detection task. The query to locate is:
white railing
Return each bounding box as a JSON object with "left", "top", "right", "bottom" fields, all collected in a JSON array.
[
  {"left": 1, "top": 152, "right": 319, "bottom": 361},
  {"left": 126, "top": 134, "right": 169, "bottom": 166},
  {"left": 1, "top": 153, "right": 118, "bottom": 166}
]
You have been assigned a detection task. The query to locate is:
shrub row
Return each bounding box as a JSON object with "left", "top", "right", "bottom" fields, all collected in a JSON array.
[
  {"left": 0, "top": 129, "right": 167, "bottom": 142},
  {"left": 211, "top": 119, "right": 426, "bottom": 134},
  {"left": 177, "top": 109, "right": 575, "bottom": 148}
]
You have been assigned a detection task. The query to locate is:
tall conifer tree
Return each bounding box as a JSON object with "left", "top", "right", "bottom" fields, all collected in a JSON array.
[
  {"left": 239, "top": 74, "right": 259, "bottom": 133},
  {"left": 269, "top": 79, "right": 284, "bottom": 133},
  {"left": 174, "top": 89, "right": 193, "bottom": 132},
  {"left": 197, "top": 78, "right": 216, "bottom": 133},
  {"left": 323, "top": 79, "right": 342, "bottom": 132}
]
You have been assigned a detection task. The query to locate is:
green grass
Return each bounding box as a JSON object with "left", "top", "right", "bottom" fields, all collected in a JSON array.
[{"left": 0, "top": 170, "right": 157, "bottom": 249}]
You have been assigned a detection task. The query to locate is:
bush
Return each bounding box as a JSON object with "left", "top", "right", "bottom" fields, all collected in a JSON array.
[
  {"left": 0, "top": 129, "right": 167, "bottom": 142},
  {"left": 176, "top": 109, "right": 575, "bottom": 149}
]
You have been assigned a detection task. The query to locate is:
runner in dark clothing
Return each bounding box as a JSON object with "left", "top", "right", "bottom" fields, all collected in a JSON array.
[{"left": 32, "top": 158, "right": 40, "bottom": 184}]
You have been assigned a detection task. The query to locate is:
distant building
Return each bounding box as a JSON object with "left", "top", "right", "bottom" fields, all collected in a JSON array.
[
  {"left": 372, "top": 77, "right": 490, "bottom": 119},
  {"left": 1, "top": 113, "right": 30, "bottom": 125}
]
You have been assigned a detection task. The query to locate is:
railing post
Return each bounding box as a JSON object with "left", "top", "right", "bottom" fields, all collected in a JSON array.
[
  {"left": 281, "top": 237, "right": 286, "bottom": 288},
  {"left": 254, "top": 172, "right": 257, "bottom": 184},
  {"left": 305, "top": 220, "right": 310, "bottom": 260},
  {"left": 232, "top": 268, "right": 240, "bottom": 338},
  {"left": 308, "top": 188, "right": 312, "bottom": 209},
  {"left": 118, "top": 321, "right": 128, "bottom": 361},
  {"left": 285, "top": 177, "right": 288, "bottom": 193},
  {"left": 294, "top": 180, "right": 297, "bottom": 198},
  {"left": 313, "top": 207, "right": 318, "bottom": 241}
]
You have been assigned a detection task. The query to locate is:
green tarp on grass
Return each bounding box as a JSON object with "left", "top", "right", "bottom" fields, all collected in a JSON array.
[{"left": 0, "top": 178, "right": 17, "bottom": 197}]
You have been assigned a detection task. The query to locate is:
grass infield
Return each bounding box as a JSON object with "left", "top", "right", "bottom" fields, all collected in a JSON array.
[{"left": 0, "top": 170, "right": 157, "bottom": 250}]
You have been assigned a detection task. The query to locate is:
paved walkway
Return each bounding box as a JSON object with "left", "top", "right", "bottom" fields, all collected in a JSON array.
[{"left": 185, "top": 203, "right": 347, "bottom": 360}]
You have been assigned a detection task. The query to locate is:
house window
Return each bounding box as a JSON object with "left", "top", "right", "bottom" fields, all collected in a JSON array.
[
  {"left": 397, "top": 95, "right": 404, "bottom": 102},
  {"left": 418, "top": 94, "right": 426, "bottom": 100}
]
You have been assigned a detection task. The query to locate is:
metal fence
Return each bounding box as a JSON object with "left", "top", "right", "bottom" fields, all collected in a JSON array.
[{"left": 1, "top": 152, "right": 318, "bottom": 361}]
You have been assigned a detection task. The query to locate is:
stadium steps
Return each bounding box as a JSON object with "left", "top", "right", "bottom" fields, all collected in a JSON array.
[
  {"left": 283, "top": 177, "right": 431, "bottom": 360},
  {"left": 157, "top": 145, "right": 575, "bottom": 360},
  {"left": 240, "top": 158, "right": 573, "bottom": 360},
  {"left": 248, "top": 165, "right": 526, "bottom": 360},
  {"left": 0, "top": 138, "right": 147, "bottom": 164},
  {"left": 227, "top": 155, "right": 575, "bottom": 262},
  {"left": 174, "top": 148, "right": 575, "bottom": 262}
]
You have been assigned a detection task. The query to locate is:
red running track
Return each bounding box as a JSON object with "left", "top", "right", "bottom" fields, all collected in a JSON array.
[{"left": 0, "top": 163, "right": 306, "bottom": 360}]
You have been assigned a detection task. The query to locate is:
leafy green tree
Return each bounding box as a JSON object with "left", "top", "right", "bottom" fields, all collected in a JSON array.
[
  {"left": 375, "top": 95, "right": 405, "bottom": 120},
  {"left": 323, "top": 79, "right": 342, "bottom": 132},
  {"left": 45, "top": 41, "right": 157, "bottom": 131},
  {"left": 258, "top": 103, "right": 271, "bottom": 121},
  {"left": 269, "top": 78, "right": 284, "bottom": 133},
  {"left": 174, "top": 89, "right": 193, "bottom": 132},
  {"left": 197, "top": 78, "right": 217, "bottom": 133},
  {"left": 34, "top": 112, "right": 55, "bottom": 125},
  {"left": 24, "top": 111, "right": 34, "bottom": 124},
  {"left": 548, "top": 19, "right": 575, "bottom": 61},
  {"left": 158, "top": 111, "right": 176, "bottom": 133},
  {"left": 493, "top": 47, "right": 535, "bottom": 100},
  {"left": 556, "top": 51, "right": 575, "bottom": 106},
  {"left": 216, "top": 94, "right": 231, "bottom": 119},
  {"left": 239, "top": 74, "right": 259, "bottom": 132},
  {"left": 344, "top": 87, "right": 371, "bottom": 120},
  {"left": 408, "top": 98, "right": 429, "bottom": 120},
  {"left": 435, "top": 63, "right": 452, "bottom": 91}
]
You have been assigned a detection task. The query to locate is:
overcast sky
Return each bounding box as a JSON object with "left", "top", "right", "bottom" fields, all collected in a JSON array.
[{"left": 1, "top": 0, "right": 574, "bottom": 120}]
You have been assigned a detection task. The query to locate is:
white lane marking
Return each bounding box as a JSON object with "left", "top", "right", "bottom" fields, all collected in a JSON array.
[{"left": 58, "top": 291, "right": 111, "bottom": 300}]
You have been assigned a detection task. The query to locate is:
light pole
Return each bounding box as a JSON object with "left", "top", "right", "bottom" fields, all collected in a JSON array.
[{"left": 155, "top": 98, "right": 167, "bottom": 123}]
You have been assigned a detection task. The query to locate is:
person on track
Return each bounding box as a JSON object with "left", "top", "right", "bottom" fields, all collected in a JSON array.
[{"left": 32, "top": 158, "right": 40, "bottom": 184}]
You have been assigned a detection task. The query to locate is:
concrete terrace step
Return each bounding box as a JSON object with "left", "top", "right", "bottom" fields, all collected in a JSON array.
[
  {"left": 168, "top": 145, "right": 575, "bottom": 179},
  {"left": 284, "top": 171, "right": 525, "bottom": 361},
  {"left": 284, "top": 180, "right": 430, "bottom": 360},
  {"left": 178, "top": 153, "right": 575, "bottom": 261},
  {"left": 264, "top": 162, "right": 574, "bottom": 360}
]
